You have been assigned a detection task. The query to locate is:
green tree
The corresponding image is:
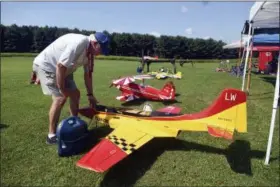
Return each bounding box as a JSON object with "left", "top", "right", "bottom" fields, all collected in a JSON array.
[
  {"left": 0, "top": 24, "right": 238, "bottom": 59},
  {"left": 3, "top": 24, "right": 21, "bottom": 52}
]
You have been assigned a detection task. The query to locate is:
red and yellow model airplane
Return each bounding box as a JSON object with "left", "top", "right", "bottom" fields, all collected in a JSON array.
[{"left": 77, "top": 88, "right": 247, "bottom": 173}]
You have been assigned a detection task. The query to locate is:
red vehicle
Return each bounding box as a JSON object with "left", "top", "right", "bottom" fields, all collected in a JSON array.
[
  {"left": 110, "top": 77, "right": 176, "bottom": 102},
  {"left": 252, "top": 47, "right": 279, "bottom": 74}
]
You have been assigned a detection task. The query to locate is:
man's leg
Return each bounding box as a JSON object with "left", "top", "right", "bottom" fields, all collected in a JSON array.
[
  {"left": 68, "top": 89, "right": 80, "bottom": 116},
  {"left": 36, "top": 66, "right": 67, "bottom": 144},
  {"left": 49, "top": 95, "right": 67, "bottom": 134},
  {"left": 65, "top": 74, "right": 80, "bottom": 116}
]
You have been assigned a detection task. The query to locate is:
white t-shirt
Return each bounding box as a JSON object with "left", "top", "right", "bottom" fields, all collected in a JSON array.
[{"left": 33, "top": 33, "right": 90, "bottom": 75}]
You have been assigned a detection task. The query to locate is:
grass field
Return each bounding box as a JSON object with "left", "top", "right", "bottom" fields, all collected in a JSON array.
[{"left": 1, "top": 57, "right": 279, "bottom": 186}]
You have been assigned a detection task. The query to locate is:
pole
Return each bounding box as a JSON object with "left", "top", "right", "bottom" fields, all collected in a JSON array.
[
  {"left": 245, "top": 43, "right": 253, "bottom": 94},
  {"left": 236, "top": 33, "right": 243, "bottom": 77},
  {"left": 237, "top": 33, "right": 243, "bottom": 67},
  {"left": 239, "top": 43, "right": 247, "bottom": 77},
  {"left": 264, "top": 51, "right": 280, "bottom": 165},
  {"left": 242, "top": 23, "right": 252, "bottom": 91},
  {"left": 141, "top": 49, "right": 145, "bottom": 73},
  {"left": 246, "top": 28, "right": 255, "bottom": 94}
]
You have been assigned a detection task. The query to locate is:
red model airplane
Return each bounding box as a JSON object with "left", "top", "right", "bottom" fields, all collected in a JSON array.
[{"left": 110, "top": 77, "right": 176, "bottom": 102}]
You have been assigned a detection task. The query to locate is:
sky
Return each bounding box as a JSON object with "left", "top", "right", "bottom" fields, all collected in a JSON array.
[{"left": 1, "top": 1, "right": 255, "bottom": 44}]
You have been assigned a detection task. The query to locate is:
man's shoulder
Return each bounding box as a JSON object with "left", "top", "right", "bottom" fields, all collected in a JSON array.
[
  {"left": 59, "top": 33, "right": 89, "bottom": 46},
  {"left": 61, "top": 33, "right": 88, "bottom": 40}
]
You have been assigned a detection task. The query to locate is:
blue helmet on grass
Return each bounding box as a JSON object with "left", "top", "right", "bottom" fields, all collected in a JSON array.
[{"left": 56, "top": 116, "right": 89, "bottom": 156}]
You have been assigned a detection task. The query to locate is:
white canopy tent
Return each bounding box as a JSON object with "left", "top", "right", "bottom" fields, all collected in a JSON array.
[
  {"left": 223, "top": 35, "right": 249, "bottom": 49},
  {"left": 223, "top": 35, "right": 248, "bottom": 69},
  {"left": 242, "top": 1, "right": 280, "bottom": 91},
  {"left": 223, "top": 41, "right": 244, "bottom": 49},
  {"left": 241, "top": 1, "right": 280, "bottom": 165},
  {"left": 249, "top": 1, "right": 280, "bottom": 28},
  {"left": 223, "top": 41, "right": 245, "bottom": 49}
]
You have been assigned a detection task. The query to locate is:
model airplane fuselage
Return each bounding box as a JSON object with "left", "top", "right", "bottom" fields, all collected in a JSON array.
[{"left": 77, "top": 88, "right": 247, "bottom": 173}]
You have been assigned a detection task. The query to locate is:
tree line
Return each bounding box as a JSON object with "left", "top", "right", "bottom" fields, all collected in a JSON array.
[{"left": 1, "top": 24, "right": 239, "bottom": 59}]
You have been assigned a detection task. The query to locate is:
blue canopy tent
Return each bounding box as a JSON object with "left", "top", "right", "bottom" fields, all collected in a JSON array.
[
  {"left": 222, "top": 33, "right": 279, "bottom": 49},
  {"left": 253, "top": 34, "right": 280, "bottom": 46}
]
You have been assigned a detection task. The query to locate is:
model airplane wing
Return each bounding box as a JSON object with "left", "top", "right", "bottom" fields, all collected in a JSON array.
[
  {"left": 156, "top": 72, "right": 167, "bottom": 79},
  {"left": 133, "top": 74, "right": 154, "bottom": 80},
  {"left": 116, "top": 93, "right": 137, "bottom": 102},
  {"left": 156, "top": 106, "right": 182, "bottom": 114},
  {"left": 76, "top": 124, "right": 154, "bottom": 172},
  {"left": 147, "top": 72, "right": 166, "bottom": 79}
]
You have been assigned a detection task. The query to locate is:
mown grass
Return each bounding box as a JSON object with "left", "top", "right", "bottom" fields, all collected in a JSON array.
[
  {"left": 1, "top": 56, "right": 279, "bottom": 187},
  {"left": 1, "top": 53, "right": 222, "bottom": 62}
]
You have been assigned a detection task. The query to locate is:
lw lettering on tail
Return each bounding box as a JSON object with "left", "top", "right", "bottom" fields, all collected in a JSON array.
[{"left": 225, "top": 92, "right": 237, "bottom": 101}]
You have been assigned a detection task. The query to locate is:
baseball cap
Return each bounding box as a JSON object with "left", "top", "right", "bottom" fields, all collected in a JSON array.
[{"left": 93, "top": 32, "right": 110, "bottom": 55}]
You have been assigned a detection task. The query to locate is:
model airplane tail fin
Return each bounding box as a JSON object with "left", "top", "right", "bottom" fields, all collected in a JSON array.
[
  {"left": 161, "top": 81, "right": 176, "bottom": 99},
  {"left": 198, "top": 88, "right": 247, "bottom": 139}
]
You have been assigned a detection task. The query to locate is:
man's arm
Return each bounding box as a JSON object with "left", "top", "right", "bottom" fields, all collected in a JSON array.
[
  {"left": 56, "top": 43, "right": 77, "bottom": 97},
  {"left": 84, "top": 64, "right": 98, "bottom": 107},
  {"left": 83, "top": 65, "right": 93, "bottom": 95}
]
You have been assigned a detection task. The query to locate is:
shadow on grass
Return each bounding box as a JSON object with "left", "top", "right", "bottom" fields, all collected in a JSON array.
[
  {"left": 175, "top": 93, "right": 181, "bottom": 97},
  {"left": 248, "top": 92, "right": 274, "bottom": 97},
  {"left": 251, "top": 71, "right": 260, "bottom": 75},
  {"left": 120, "top": 98, "right": 182, "bottom": 107},
  {"left": 162, "top": 99, "right": 182, "bottom": 106},
  {"left": 261, "top": 76, "right": 276, "bottom": 87},
  {"left": 79, "top": 126, "right": 114, "bottom": 154},
  {"left": 269, "top": 156, "right": 280, "bottom": 163},
  {"left": 99, "top": 138, "right": 265, "bottom": 187},
  {"left": 0, "top": 123, "right": 9, "bottom": 132},
  {"left": 120, "top": 99, "right": 146, "bottom": 107},
  {"left": 226, "top": 140, "right": 254, "bottom": 176},
  {"left": 248, "top": 96, "right": 274, "bottom": 101}
]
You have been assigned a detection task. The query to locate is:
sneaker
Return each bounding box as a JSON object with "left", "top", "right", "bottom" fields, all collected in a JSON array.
[{"left": 46, "top": 135, "right": 57, "bottom": 145}]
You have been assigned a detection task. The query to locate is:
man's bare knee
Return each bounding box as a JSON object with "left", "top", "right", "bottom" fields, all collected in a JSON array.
[{"left": 52, "top": 96, "right": 67, "bottom": 107}]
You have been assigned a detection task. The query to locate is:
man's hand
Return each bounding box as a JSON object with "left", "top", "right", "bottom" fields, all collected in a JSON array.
[{"left": 88, "top": 95, "right": 98, "bottom": 108}]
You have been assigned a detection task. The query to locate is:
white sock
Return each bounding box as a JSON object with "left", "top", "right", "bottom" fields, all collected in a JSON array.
[{"left": 48, "top": 133, "right": 56, "bottom": 138}]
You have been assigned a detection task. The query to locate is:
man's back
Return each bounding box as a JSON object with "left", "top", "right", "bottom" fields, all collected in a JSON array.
[{"left": 34, "top": 33, "right": 89, "bottom": 72}]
